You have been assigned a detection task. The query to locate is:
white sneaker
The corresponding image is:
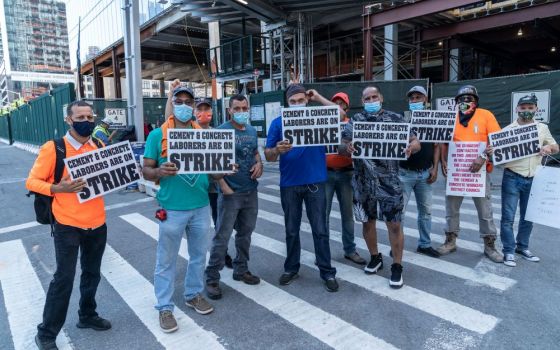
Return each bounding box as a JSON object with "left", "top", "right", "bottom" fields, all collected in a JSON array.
[
  {"left": 515, "top": 249, "right": 540, "bottom": 262},
  {"left": 503, "top": 254, "right": 516, "bottom": 267}
]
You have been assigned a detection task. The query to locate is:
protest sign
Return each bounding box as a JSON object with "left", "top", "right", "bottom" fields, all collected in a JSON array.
[
  {"left": 281, "top": 105, "right": 340, "bottom": 147},
  {"left": 446, "top": 142, "right": 486, "bottom": 197},
  {"left": 436, "top": 97, "right": 457, "bottom": 112},
  {"left": 167, "top": 129, "right": 235, "bottom": 174},
  {"left": 105, "top": 108, "right": 127, "bottom": 129},
  {"left": 325, "top": 122, "right": 347, "bottom": 155},
  {"left": 64, "top": 141, "right": 141, "bottom": 203},
  {"left": 410, "top": 110, "right": 456, "bottom": 142},
  {"left": 525, "top": 166, "right": 560, "bottom": 229},
  {"left": 511, "top": 90, "right": 550, "bottom": 123},
  {"left": 352, "top": 122, "right": 409, "bottom": 160},
  {"left": 489, "top": 124, "right": 540, "bottom": 166}
]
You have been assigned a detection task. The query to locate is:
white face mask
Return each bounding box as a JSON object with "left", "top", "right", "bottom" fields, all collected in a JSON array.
[{"left": 289, "top": 103, "right": 306, "bottom": 108}]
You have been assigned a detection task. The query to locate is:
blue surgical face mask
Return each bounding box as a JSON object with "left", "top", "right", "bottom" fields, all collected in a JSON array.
[
  {"left": 72, "top": 120, "right": 96, "bottom": 137},
  {"left": 364, "top": 101, "right": 381, "bottom": 113},
  {"left": 233, "top": 111, "right": 250, "bottom": 125},
  {"left": 173, "top": 104, "right": 194, "bottom": 122},
  {"left": 409, "top": 102, "right": 424, "bottom": 111}
]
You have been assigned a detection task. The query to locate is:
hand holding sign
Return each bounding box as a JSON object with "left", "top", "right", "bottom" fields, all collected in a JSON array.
[
  {"left": 540, "top": 144, "right": 554, "bottom": 156},
  {"left": 157, "top": 162, "right": 179, "bottom": 178},
  {"left": 53, "top": 175, "right": 86, "bottom": 193},
  {"left": 469, "top": 156, "right": 486, "bottom": 173},
  {"left": 276, "top": 140, "right": 292, "bottom": 154}
]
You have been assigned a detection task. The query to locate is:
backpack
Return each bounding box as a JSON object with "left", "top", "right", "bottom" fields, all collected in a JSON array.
[{"left": 27, "top": 137, "right": 104, "bottom": 233}]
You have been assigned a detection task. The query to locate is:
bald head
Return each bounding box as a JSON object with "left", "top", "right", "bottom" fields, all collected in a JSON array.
[{"left": 362, "top": 86, "right": 383, "bottom": 104}]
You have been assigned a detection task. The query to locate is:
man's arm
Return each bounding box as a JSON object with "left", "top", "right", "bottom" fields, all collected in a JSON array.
[
  {"left": 165, "top": 79, "right": 181, "bottom": 119},
  {"left": 440, "top": 143, "right": 449, "bottom": 177},
  {"left": 406, "top": 135, "right": 421, "bottom": 158},
  {"left": 428, "top": 144, "right": 440, "bottom": 184},
  {"left": 265, "top": 141, "right": 292, "bottom": 162},
  {"left": 307, "top": 89, "right": 335, "bottom": 106},
  {"left": 142, "top": 158, "right": 177, "bottom": 181},
  {"left": 250, "top": 150, "right": 264, "bottom": 179}
]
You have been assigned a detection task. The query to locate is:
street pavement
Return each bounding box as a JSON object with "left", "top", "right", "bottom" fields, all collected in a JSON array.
[{"left": 0, "top": 142, "right": 559, "bottom": 350}]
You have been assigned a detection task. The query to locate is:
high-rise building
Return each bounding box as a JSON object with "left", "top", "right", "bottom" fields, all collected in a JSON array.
[{"left": 0, "top": 0, "right": 73, "bottom": 105}]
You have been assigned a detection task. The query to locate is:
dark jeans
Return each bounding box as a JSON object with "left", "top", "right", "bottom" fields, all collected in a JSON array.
[
  {"left": 206, "top": 190, "right": 258, "bottom": 283},
  {"left": 37, "top": 223, "right": 107, "bottom": 340},
  {"left": 280, "top": 182, "right": 336, "bottom": 280},
  {"left": 209, "top": 192, "right": 218, "bottom": 226}
]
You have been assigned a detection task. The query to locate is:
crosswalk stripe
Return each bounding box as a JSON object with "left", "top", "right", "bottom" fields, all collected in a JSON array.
[
  {"left": 257, "top": 192, "right": 485, "bottom": 253},
  {"left": 101, "top": 244, "right": 225, "bottom": 349},
  {"left": 256, "top": 209, "right": 515, "bottom": 291},
  {"left": 120, "top": 213, "right": 400, "bottom": 350},
  {"left": 0, "top": 240, "right": 73, "bottom": 350},
  {"left": 249, "top": 233, "right": 500, "bottom": 334},
  {"left": 0, "top": 197, "right": 155, "bottom": 236}
]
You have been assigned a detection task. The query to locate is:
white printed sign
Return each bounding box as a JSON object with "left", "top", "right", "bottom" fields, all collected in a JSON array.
[
  {"left": 525, "top": 166, "right": 560, "bottom": 228},
  {"left": 489, "top": 124, "right": 540, "bottom": 166},
  {"left": 446, "top": 142, "right": 486, "bottom": 197},
  {"left": 105, "top": 108, "right": 127, "bottom": 129},
  {"left": 511, "top": 90, "right": 551, "bottom": 123},
  {"left": 411, "top": 110, "right": 456, "bottom": 143},
  {"left": 352, "top": 122, "right": 410, "bottom": 160},
  {"left": 436, "top": 97, "right": 457, "bottom": 112},
  {"left": 281, "top": 105, "right": 341, "bottom": 147},
  {"left": 64, "top": 141, "right": 141, "bottom": 203},
  {"left": 325, "top": 122, "right": 347, "bottom": 155},
  {"left": 167, "top": 129, "right": 235, "bottom": 174}
]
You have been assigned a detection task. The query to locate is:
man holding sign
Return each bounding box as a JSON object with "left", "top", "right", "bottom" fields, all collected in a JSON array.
[
  {"left": 438, "top": 85, "right": 503, "bottom": 263},
  {"left": 340, "top": 86, "right": 420, "bottom": 289},
  {"left": 143, "top": 86, "right": 214, "bottom": 333},
  {"left": 27, "top": 101, "right": 111, "bottom": 350},
  {"left": 499, "top": 94, "right": 558, "bottom": 267},
  {"left": 265, "top": 84, "right": 339, "bottom": 292}
]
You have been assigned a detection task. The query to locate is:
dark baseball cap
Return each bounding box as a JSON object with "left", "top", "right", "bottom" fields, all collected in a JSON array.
[
  {"left": 285, "top": 84, "right": 306, "bottom": 100},
  {"left": 517, "top": 94, "right": 538, "bottom": 106},
  {"left": 173, "top": 86, "right": 194, "bottom": 99},
  {"left": 407, "top": 86, "right": 427, "bottom": 97}
]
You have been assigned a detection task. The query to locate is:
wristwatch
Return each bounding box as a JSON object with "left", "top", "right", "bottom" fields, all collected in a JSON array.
[{"left": 480, "top": 152, "right": 488, "bottom": 160}]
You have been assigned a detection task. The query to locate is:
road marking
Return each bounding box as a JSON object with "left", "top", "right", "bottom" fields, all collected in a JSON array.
[
  {"left": 257, "top": 192, "right": 485, "bottom": 252},
  {"left": 101, "top": 244, "right": 225, "bottom": 349},
  {"left": 0, "top": 240, "right": 73, "bottom": 350},
  {"left": 120, "top": 213, "right": 399, "bottom": 350},
  {"left": 256, "top": 209, "right": 515, "bottom": 291},
  {"left": 0, "top": 177, "right": 27, "bottom": 185},
  {"left": 0, "top": 197, "right": 155, "bottom": 235}
]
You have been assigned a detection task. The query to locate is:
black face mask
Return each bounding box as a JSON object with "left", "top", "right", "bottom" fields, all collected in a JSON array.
[{"left": 72, "top": 120, "right": 96, "bottom": 137}]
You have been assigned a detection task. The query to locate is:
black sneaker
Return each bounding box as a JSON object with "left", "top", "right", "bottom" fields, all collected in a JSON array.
[
  {"left": 225, "top": 253, "right": 233, "bottom": 269},
  {"left": 416, "top": 246, "right": 441, "bottom": 258},
  {"left": 390, "top": 263, "right": 404, "bottom": 289},
  {"left": 324, "top": 277, "right": 339, "bottom": 292},
  {"left": 76, "top": 316, "right": 112, "bottom": 331},
  {"left": 206, "top": 282, "right": 223, "bottom": 300},
  {"left": 233, "top": 271, "right": 261, "bottom": 285},
  {"left": 279, "top": 272, "right": 299, "bottom": 285},
  {"left": 364, "top": 253, "right": 383, "bottom": 274},
  {"left": 35, "top": 335, "right": 58, "bottom": 350}
]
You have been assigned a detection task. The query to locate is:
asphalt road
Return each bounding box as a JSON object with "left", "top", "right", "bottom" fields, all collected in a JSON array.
[{"left": 0, "top": 142, "right": 559, "bottom": 350}]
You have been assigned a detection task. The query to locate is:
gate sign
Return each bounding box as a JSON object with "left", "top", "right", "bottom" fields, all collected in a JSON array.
[
  {"left": 435, "top": 97, "right": 457, "bottom": 112},
  {"left": 511, "top": 90, "right": 551, "bottom": 123},
  {"left": 105, "top": 108, "right": 127, "bottom": 129}
]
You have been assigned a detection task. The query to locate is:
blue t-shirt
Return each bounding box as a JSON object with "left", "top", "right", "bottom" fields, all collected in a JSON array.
[
  {"left": 217, "top": 121, "right": 258, "bottom": 193},
  {"left": 266, "top": 116, "right": 327, "bottom": 187},
  {"left": 144, "top": 128, "right": 209, "bottom": 211}
]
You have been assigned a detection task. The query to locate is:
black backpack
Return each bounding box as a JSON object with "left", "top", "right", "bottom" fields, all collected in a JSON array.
[{"left": 27, "top": 137, "right": 104, "bottom": 233}]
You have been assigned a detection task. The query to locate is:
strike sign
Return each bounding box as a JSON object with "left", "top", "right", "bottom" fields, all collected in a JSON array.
[
  {"left": 410, "top": 110, "right": 456, "bottom": 142},
  {"left": 352, "top": 122, "right": 410, "bottom": 160},
  {"left": 325, "top": 122, "right": 347, "bottom": 155},
  {"left": 281, "top": 105, "right": 341, "bottom": 147},
  {"left": 64, "top": 141, "right": 141, "bottom": 203},
  {"left": 167, "top": 129, "right": 236, "bottom": 174},
  {"left": 488, "top": 124, "right": 540, "bottom": 166}
]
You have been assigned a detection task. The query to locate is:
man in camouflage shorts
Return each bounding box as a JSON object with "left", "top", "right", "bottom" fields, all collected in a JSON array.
[{"left": 340, "top": 86, "right": 420, "bottom": 288}]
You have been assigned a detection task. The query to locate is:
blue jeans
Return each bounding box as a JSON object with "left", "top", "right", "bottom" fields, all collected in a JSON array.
[
  {"left": 280, "top": 182, "right": 336, "bottom": 280},
  {"left": 206, "top": 190, "right": 258, "bottom": 283},
  {"left": 500, "top": 169, "right": 533, "bottom": 255},
  {"left": 154, "top": 206, "right": 210, "bottom": 311},
  {"left": 399, "top": 168, "right": 433, "bottom": 248},
  {"left": 325, "top": 170, "right": 356, "bottom": 255}
]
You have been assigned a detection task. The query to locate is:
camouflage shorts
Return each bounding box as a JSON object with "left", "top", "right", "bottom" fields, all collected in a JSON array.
[{"left": 352, "top": 175, "right": 403, "bottom": 223}]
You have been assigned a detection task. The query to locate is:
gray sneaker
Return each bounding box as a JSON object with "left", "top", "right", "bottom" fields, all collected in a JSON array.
[
  {"left": 159, "top": 310, "right": 178, "bottom": 333},
  {"left": 186, "top": 294, "right": 214, "bottom": 315},
  {"left": 503, "top": 254, "right": 517, "bottom": 267}
]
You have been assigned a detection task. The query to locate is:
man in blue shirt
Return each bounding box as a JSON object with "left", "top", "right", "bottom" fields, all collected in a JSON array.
[
  {"left": 265, "top": 84, "right": 338, "bottom": 292},
  {"left": 205, "top": 94, "right": 264, "bottom": 300}
]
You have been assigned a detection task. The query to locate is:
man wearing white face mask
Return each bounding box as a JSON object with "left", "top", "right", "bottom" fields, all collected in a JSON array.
[
  {"left": 500, "top": 94, "right": 558, "bottom": 267},
  {"left": 205, "top": 94, "right": 264, "bottom": 300}
]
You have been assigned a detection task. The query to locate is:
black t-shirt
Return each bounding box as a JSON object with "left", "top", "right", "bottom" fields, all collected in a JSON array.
[{"left": 400, "top": 142, "right": 435, "bottom": 171}]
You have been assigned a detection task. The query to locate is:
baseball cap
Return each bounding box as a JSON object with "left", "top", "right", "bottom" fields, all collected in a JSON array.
[
  {"left": 195, "top": 98, "right": 212, "bottom": 108},
  {"left": 173, "top": 86, "right": 194, "bottom": 99},
  {"left": 517, "top": 94, "right": 538, "bottom": 106},
  {"left": 407, "top": 86, "right": 427, "bottom": 97},
  {"left": 331, "top": 92, "right": 350, "bottom": 107},
  {"left": 285, "top": 84, "right": 306, "bottom": 100}
]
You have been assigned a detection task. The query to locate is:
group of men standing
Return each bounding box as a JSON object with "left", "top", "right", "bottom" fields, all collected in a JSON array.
[{"left": 27, "top": 80, "right": 557, "bottom": 349}]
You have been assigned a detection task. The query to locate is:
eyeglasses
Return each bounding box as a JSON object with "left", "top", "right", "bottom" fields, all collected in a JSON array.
[{"left": 173, "top": 99, "right": 194, "bottom": 106}]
